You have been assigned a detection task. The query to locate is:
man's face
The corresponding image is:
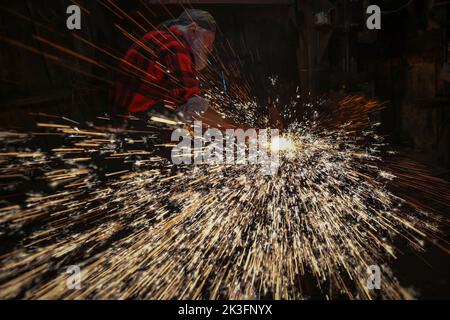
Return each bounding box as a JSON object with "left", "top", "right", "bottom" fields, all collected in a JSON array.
[{"left": 189, "top": 26, "right": 215, "bottom": 71}]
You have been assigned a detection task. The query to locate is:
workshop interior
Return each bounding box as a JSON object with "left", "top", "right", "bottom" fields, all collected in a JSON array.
[{"left": 0, "top": 0, "right": 449, "bottom": 301}]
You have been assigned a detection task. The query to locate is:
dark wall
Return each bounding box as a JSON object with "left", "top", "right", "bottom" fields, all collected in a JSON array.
[
  {"left": 0, "top": 0, "right": 448, "bottom": 174},
  {"left": 0, "top": 0, "right": 117, "bottom": 128},
  {"left": 0, "top": 1, "right": 299, "bottom": 128},
  {"left": 372, "top": 0, "right": 450, "bottom": 175},
  {"left": 301, "top": 0, "right": 450, "bottom": 175}
]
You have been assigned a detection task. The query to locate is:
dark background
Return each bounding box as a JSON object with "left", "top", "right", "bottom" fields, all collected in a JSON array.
[
  {"left": 0, "top": 0, "right": 449, "bottom": 298},
  {"left": 1, "top": 1, "right": 449, "bottom": 177}
]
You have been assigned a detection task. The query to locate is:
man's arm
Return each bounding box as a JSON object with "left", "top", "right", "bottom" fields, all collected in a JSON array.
[
  {"left": 162, "top": 45, "right": 248, "bottom": 130},
  {"left": 176, "top": 95, "right": 248, "bottom": 130},
  {"left": 161, "top": 45, "right": 200, "bottom": 106}
]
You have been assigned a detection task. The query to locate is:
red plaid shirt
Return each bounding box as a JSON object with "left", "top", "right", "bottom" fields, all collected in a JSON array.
[{"left": 111, "top": 26, "right": 200, "bottom": 117}]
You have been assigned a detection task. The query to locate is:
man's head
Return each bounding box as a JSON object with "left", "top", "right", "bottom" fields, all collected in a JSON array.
[{"left": 161, "top": 9, "right": 216, "bottom": 71}]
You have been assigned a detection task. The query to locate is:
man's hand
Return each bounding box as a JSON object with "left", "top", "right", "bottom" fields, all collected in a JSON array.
[
  {"left": 176, "top": 95, "right": 210, "bottom": 123},
  {"left": 177, "top": 95, "right": 257, "bottom": 134}
]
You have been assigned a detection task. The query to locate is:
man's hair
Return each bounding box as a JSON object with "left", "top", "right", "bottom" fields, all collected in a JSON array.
[{"left": 157, "top": 9, "right": 216, "bottom": 33}]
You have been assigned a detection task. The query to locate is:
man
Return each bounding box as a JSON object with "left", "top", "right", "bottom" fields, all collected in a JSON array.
[{"left": 111, "top": 9, "right": 241, "bottom": 130}]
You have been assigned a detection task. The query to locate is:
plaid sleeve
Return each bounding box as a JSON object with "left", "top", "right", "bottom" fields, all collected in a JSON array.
[
  {"left": 111, "top": 29, "right": 201, "bottom": 117},
  {"left": 159, "top": 43, "right": 200, "bottom": 106},
  {"left": 111, "top": 46, "right": 156, "bottom": 117}
]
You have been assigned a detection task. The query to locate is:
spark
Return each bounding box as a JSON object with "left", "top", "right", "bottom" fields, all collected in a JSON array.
[
  {"left": 0, "top": 95, "right": 447, "bottom": 300},
  {"left": 0, "top": 1, "right": 447, "bottom": 300},
  {"left": 269, "top": 136, "right": 295, "bottom": 152},
  {"left": 150, "top": 116, "right": 179, "bottom": 126}
]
